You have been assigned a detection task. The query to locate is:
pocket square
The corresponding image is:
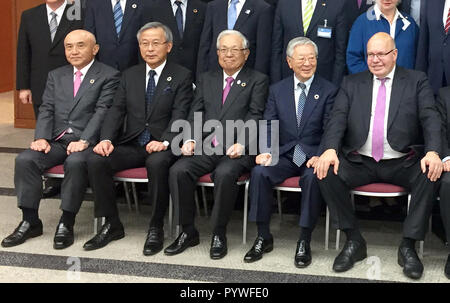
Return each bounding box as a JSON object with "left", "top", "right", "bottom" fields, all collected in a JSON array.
[{"left": 163, "top": 86, "right": 173, "bottom": 94}]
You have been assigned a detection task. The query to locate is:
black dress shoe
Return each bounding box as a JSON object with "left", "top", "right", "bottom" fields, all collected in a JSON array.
[
  {"left": 210, "top": 235, "right": 227, "bottom": 260},
  {"left": 83, "top": 222, "right": 124, "bottom": 251},
  {"left": 42, "top": 185, "right": 61, "bottom": 199},
  {"left": 333, "top": 240, "right": 367, "bottom": 272},
  {"left": 244, "top": 236, "right": 273, "bottom": 263},
  {"left": 143, "top": 227, "right": 164, "bottom": 256},
  {"left": 445, "top": 254, "right": 450, "bottom": 279},
  {"left": 53, "top": 222, "right": 74, "bottom": 249},
  {"left": 1, "top": 220, "right": 43, "bottom": 248},
  {"left": 398, "top": 245, "right": 423, "bottom": 279},
  {"left": 164, "top": 231, "right": 199, "bottom": 256},
  {"left": 295, "top": 240, "right": 312, "bottom": 268}
]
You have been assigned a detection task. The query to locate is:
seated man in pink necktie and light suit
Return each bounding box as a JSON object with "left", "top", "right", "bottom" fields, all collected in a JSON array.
[
  {"left": 313, "top": 32, "right": 442, "bottom": 280},
  {"left": 1, "top": 30, "right": 120, "bottom": 251}
]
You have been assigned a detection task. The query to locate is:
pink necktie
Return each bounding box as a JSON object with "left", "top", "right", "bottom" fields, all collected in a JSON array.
[
  {"left": 372, "top": 78, "right": 387, "bottom": 162},
  {"left": 357, "top": 0, "right": 362, "bottom": 9},
  {"left": 222, "top": 76, "right": 234, "bottom": 104},
  {"left": 73, "top": 70, "right": 82, "bottom": 97}
]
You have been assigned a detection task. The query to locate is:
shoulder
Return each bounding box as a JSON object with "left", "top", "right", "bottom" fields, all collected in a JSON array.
[
  {"left": 165, "top": 62, "right": 192, "bottom": 79},
  {"left": 22, "top": 3, "right": 45, "bottom": 18},
  {"left": 313, "top": 75, "right": 338, "bottom": 94}
]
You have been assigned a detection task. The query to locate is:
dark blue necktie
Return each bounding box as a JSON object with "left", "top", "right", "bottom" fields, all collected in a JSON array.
[
  {"left": 137, "top": 70, "right": 156, "bottom": 146},
  {"left": 293, "top": 82, "right": 307, "bottom": 167},
  {"left": 175, "top": 1, "right": 184, "bottom": 39}
]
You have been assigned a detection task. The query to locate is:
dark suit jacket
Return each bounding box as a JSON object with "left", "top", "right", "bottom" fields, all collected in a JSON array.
[
  {"left": 84, "top": 0, "right": 144, "bottom": 72},
  {"left": 271, "top": 0, "right": 347, "bottom": 85},
  {"left": 35, "top": 61, "right": 120, "bottom": 145},
  {"left": 101, "top": 62, "right": 193, "bottom": 145},
  {"left": 262, "top": 75, "right": 337, "bottom": 157},
  {"left": 197, "top": 0, "right": 273, "bottom": 77},
  {"left": 187, "top": 67, "right": 269, "bottom": 150},
  {"left": 16, "top": 3, "right": 84, "bottom": 108},
  {"left": 322, "top": 67, "right": 441, "bottom": 163},
  {"left": 142, "top": 0, "right": 206, "bottom": 80},
  {"left": 416, "top": 0, "right": 450, "bottom": 95},
  {"left": 344, "top": 0, "right": 373, "bottom": 32},
  {"left": 437, "top": 86, "right": 450, "bottom": 157}
]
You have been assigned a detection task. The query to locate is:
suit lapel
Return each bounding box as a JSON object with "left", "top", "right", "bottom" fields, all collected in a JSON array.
[
  {"left": 219, "top": 68, "right": 249, "bottom": 120},
  {"left": 219, "top": 0, "right": 229, "bottom": 29},
  {"left": 297, "top": 0, "right": 304, "bottom": 36},
  {"left": 38, "top": 5, "right": 53, "bottom": 48},
  {"left": 234, "top": 0, "right": 253, "bottom": 30},
  {"left": 71, "top": 61, "right": 101, "bottom": 113},
  {"left": 387, "top": 67, "right": 407, "bottom": 130},
  {"left": 147, "top": 63, "right": 172, "bottom": 120},
  {"left": 361, "top": 71, "right": 373, "bottom": 136},
  {"left": 184, "top": 0, "right": 200, "bottom": 40},
  {"left": 105, "top": 0, "right": 119, "bottom": 41},
  {"left": 306, "top": 0, "right": 327, "bottom": 36},
  {"left": 119, "top": 0, "right": 139, "bottom": 41},
  {"left": 282, "top": 77, "right": 299, "bottom": 136},
  {"left": 298, "top": 77, "right": 321, "bottom": 135}
]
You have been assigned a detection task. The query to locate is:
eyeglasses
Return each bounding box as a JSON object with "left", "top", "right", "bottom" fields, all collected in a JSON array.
[
  {"left": 217, "top": 48, "right": 247, "bottom": 55},
  {"left": 367, "top": 49, "right": 396, "bottom": 60},
  {"left": 139, "top": 41, "right": 168, "bottom": 48},
  {"left": 289, "top": 56, "right": 317, "bottom": 64}
]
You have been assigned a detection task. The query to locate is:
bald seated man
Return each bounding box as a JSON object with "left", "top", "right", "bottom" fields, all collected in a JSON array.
[
  {"left": 1, "top": 29, "right": 120, "bottom": 250},
  {"left": 313, "top": 32, "right": 442, "bottom": 280}
]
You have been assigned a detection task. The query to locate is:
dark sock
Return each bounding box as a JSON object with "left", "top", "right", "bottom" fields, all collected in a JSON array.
[
  {"left": 213, "top": 226, "right": 227, "bottom": 238},
  {"left": 182, "top": 224, "right": 197, "bottom": 237},
  {"left": 299, "top": 227, "right": 312, "bottom": 243},
  {"left": 401, "top": 237, "right": 416, "bottom": 249},
  {"left": 21, "top": 207, "right": 40, "bottom": 226},
  {"left": 256, "top": 222, "right": 272, "bottom": 240},
  {"left": 343, "top": 228, "right": 365, "bottom": 243},
  {"left": 60, "top": 210, "right": 76, "bottom": 227},
  {"left": 106, "top": 216, "right": 122, "bottom": 228}
]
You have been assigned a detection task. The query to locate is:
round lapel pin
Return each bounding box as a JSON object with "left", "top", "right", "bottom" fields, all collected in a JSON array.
[
  {"left": 167, "top": 76, "right": 172, "bottom": 82},
  {"left": 90, "top": 79, "right": 95, "bottom": 84},
  {"left": 132, "top": 4, "right": 137, "bottom": 8},
  {"left": 193, "top": 9, "right": 198, "bottom": 13},
  {"left": 241, "top": 82, "right": 246, "bottom": 87},
  {"left": 314, "top": 94, "right": 319, "bottom": 100}
]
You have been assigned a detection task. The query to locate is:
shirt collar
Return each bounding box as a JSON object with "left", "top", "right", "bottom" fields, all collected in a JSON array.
[
  {"left": 74, "top": 59, "right": 95, "bottom": 77},
  {"left": 146, "top": 60, "right": 167, "bottom": 77},
  {"left": 374, "top": 3, "right": 404, "bottom": 22},
  {"left": 223, "top": 69, "right": 241, "bottom": 82},
  {"left": 373, "top": 65, "right": 396, "bottom": 82},
  {"left": 172, "top": 0, "right": 186, "bottom": 6},
  {"left": 46, "top": 1, "right": 67, "bottom": 17},
  {"left": 294, "top": 74, "right": 315, "bottom": 90}
]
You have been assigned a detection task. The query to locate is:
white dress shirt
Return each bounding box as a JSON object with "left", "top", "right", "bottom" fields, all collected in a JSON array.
[
  {"left": 374, "top": 3, "right": 411, "bottom": 38},
  {"left": 294, "top": 74, "right": 314, "bottom": 118},
  {"left": 46, "top": 2, "right": 67, "bottom": 27},
  {"left": 73, "top": 59, "right": 95, "bottom": 84},
  {"left": 146, "top": 60, "right": 167, "bottom": 90},
  {"left": 444, "top": 0, "right": 450, "bottom": 27},
  {"left": 358, "top": 66, "right": 408, "bottom": 160},
  {"left": 228, "top": 0, "right": 246, "bottom": 19},
  {"left": 171, "top": 0, "right": 187, "bottom": 30},
  {"left": 222, "top": 69, "right": 241, "bottom": 89},
  {"left": 111, "top": 0, "right": 127, "bottom": 14}
]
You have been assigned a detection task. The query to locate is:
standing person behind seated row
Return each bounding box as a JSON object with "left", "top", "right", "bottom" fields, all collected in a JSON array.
[
  {"left": 84, "top": 22, "right": 193, "bottom": 254},
  {"left": 1, "top": 30, "right": 120, "bottom": 250},
  {"left": 314, "top": 32, "right": 442, "bottom": 280},
  {"left": 346, "top": 0, "right": 418, "bottom": 75}
]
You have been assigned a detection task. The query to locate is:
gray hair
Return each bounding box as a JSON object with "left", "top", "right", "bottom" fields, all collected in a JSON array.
[
  {"left": 286, "top": 37, "right": 318, "bottom": 58},
  {"left": 216, "top": 30, "right": 249, "bottom": 50},
  {"left": 137, "top": 22, "right": 173, "bottom": 43}
]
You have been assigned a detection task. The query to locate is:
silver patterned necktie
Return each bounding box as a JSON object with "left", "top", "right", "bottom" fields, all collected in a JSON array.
[
  {"left": 49, "top": 12, "right": 58, "bottom": 42},
  {"left": 293, "top": 82, "right": 307, "bottom": 167}
]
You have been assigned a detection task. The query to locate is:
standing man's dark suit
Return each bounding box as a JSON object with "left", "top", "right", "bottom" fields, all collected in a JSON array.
[
  {"left": 416, "top": 0, "right": 450, "bottom": 95},
  {"left": 197, "top": 0, "right": 273, "bottom": 76},
  {"left": 398, "top": 0, "right": 425, "bottom": 25},
  {"left": 344, "top": 0, "right": 373, "bottom": 32},
  {"left": 16, "top": 2, "right": 84, "bottom": 118},
  {"left": 271, "top": 0, "right": 347, "bottom": 85},
  {"left": 436, "top": 85, "right": 450, "bottom": 279},
  {"left": 84, "top": 0, "right": 144, "bottom": 71},
  {"left": 142, "top": 0, "right": 206, "bottom": 80}
]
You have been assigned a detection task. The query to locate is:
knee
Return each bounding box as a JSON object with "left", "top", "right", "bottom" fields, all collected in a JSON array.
[
  {"left": 213, "top": 165, "right": 239, "bottom": 182},
  {"left": 87, "top": 152, "right": 108, "bottom": 170},
  {"left": 146, "top": 154, "right": 171, "bottom": 171},
  {"left": 15, "top": 151, "right": 38, "bottom": 171},
  {"left": 64, "top": 154, "right": 87, "bottom": 171},
  {"left": 169, "top": 160, "right": 189, "bottom": 180}
]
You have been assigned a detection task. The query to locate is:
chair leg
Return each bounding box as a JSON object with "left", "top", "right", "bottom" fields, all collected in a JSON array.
[
  {"left": 336, "top": 230, "right": 341, "bottom": 251},
  {"left": 277, "top": 190, "right": 282, "bottom": 221},
  {"left": 131, "top": 182, "right": 140, "bottom": 214},
  {"left": 123, "top": 182, "right": 132, "bottom": 211},
  {"left": 201, "top": 186, "right": 208, "bottom": 217},
  {"left": 243, "top": 181, "right": 249, "bottom": 244},
  {"left": 325, "top": 207, "right": 330, "bottom": 250}
]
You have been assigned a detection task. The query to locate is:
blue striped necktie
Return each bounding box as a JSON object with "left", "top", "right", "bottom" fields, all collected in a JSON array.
[
  {"left": 293, "top": 83, "right": 307, "bottom": 167},
  {"left": 175, "top": 1, "right": 184, "bottom": 38},
  {"left": 137, "top": 70, "right": 157, "bottom": 146},
  {"left": 113, "top": 0, "right": 123, "bottom": 37}
]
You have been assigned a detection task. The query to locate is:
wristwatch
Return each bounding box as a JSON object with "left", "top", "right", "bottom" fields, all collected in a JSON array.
[
  {"left": 80, "top": 139, "right": 89, "bottom": 146},
  {"left": 163, "top": 140, "right": 170, "bottom": 147}
]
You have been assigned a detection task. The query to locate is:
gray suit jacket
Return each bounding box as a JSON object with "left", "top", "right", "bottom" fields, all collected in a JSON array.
[{"left": 35, "top": 60, "right": 120, "bottom": 144}]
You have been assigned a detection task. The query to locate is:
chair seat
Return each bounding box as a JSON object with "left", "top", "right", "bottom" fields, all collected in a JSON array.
[
  {"left": 44, "top": 164, "right": 64, "bottom": 175},
  {"left": 197, "top": 173, "right": 250, "bottom": 183},
  {"left": 275, "top": 176, "right": 301, "bottom": 188},
  {"left": 113, "top": 167, "right": 148, "bottom": 180},
  {"left": 352, "top": 183, "right": 406, "bottom": 193}
]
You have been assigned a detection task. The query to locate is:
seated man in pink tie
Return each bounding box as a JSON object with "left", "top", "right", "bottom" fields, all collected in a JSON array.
[
  {"left": 1, "top": 30, "right": 120, "bottom": 250},
  {"left": 313, "top": 32, "right": 442, "bottom": 280},
  {"left": 166, "top": 30, "right": 269, "bottom": 259}
]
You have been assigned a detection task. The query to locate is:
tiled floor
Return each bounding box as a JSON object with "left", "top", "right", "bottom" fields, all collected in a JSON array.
[{"left": 0, "top": 91, "right": 449, "bottom": 283}]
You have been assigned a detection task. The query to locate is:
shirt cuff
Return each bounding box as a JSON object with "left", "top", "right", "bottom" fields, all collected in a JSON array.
[{"left": 442, "top": 156, "right": 450, "bottom": 163}]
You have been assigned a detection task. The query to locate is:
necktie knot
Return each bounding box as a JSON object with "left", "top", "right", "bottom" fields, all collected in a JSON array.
[
  {"left": 50, "top": 12, "right": 57, "bottom": 18},
  {"left": 298, "top": 82, "right": 306, "bottom": 90},
  {"left": 226, "top": 76, "right": 234, "bottom": 85},
  {"left": 175, "top": 0, "right": 182, "bottom": 7},
  {"left": 231, "top": 0, "right": 239, "bottom": 4},
  {"left": 75, "top": 71, "right": 82, "bottom": 78},
  {"left": 377, "top": 77, "right": 388, "bottom": 85},
  {"left": 149, "top": 70, "right": 156, "bottom": 78}
]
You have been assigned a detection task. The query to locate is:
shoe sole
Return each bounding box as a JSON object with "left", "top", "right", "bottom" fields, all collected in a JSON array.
[
  {"left": 53, "top": 239, "right": 74, "bottom": 250},
  {"left": 143, "top": 245, "right": 164, "bottom": 256},
  {"left": 1, "top": 229, "right": 43, "bottom": 248},
  {"left": 210, "top": 249, "right": 228, "bottom": 260},
  {"left": 295, "top": 259, "right": 312, "bottom": 269},
  {"left": 164, "top": 237, "right": 200, "bottom": 256},
  {"left": 83, "top": 233, "right": 125, "bottom": 251}
]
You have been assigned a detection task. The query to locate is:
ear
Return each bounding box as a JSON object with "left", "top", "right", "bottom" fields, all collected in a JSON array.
[{"left": 92, "top": 44, "right": 100, "bottom": 56}]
